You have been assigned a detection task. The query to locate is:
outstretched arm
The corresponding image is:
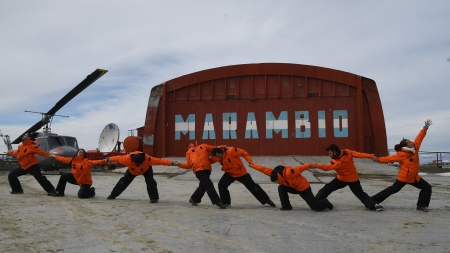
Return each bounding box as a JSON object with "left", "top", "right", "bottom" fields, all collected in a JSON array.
[
  {"left": 52, "top": 155, "right": 73, "bottom": 164},
  {"left": 376, "top": 154, "right": 402, "bottom": 164},
  {"left": 31, "top": 145, "right": 51, "bottom": 158},
  {"left": 314, "top": 161, "right": 339, "bottom": 171},
  {"left": 178, "top": 153, "right": 193, "bottom": 170},
  {"left": 149, "top": 157, "right": 177, "bottom": 166},
  {"left": 347, "top": 149, "right": 374, "bottom": 159},
  {"left": 249, "top": 163, "right": 272, "bottom": 177},
  {"left": 7, "top": 149, "right": 18, "bottom": 157},
  {"left": 414, "top": 119, "right": 432, "bottom": 150},
  {"left": 178, "top": 162, "right": 193, "bottom": 170},
  {"left": 290, "top": 164, "right": 312, "bottom": 176},
  {"left": 87, "top": 159, "right": 107, "bottom": 166}
]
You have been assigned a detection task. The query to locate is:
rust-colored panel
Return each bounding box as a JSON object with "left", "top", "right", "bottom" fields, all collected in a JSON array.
[
  {"left": 200, "top": 81, "right": 213, "bottom": 100},
  {"left": 253, "top": 75, "right": 266, "bottom": 99},
  {"left": 279, "top": 75, "right": 293, "bottom": 98},
  {"left": 307, "top": 78, "right": 320, "bottom": 95},
  {"left": 266, "top": 75, "right": 279, "bottom": 98},
  {"left": 361, "top": 77, "right": 388, "bottom": 155},
  {"left": 142, "top": 63, "right": 388, "bottom": 157},
  {"left": 213, "top": 79, "right": 227, "bottom": 100},
  {"left": 293, "top": 76, "right": 307, "bottom": 97},
  {"left": 239, "top": 76, "right": 252, "bottom": 99}
]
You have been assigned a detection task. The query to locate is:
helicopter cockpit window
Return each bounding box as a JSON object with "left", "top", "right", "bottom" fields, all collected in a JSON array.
[
  {"left": 37, "top": 138, "right": 48, "bottom": 152},
  {"left": 65, "top": 137, "right": 78, "bottom": 149},
  {"left": 47, "top": 137, "right": 65, "bottom": 150}
]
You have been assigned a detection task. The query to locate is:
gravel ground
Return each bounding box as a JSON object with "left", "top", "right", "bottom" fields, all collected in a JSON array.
[{"left": 1, "top": 157, "right": 449, "bottom": 253}]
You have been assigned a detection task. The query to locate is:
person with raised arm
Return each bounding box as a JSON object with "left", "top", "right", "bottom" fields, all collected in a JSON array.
[{"left": 372, "top": 119, "right": 433, "bottom": 212}]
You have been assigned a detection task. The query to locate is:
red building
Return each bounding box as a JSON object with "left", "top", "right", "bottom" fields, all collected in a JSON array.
[{"left": 125, "top": 63, "right": 388, "bottom": 157}]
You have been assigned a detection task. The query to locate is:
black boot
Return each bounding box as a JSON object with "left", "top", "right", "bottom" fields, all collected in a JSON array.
[
  {"left": 189, "top": 198, "right": 198, "bottom": 206},
  {"left": 52, "top": 191, "right": 65, "bottom": 197},
  {"left": 216, "top": 201, "right": 226, "bottom": 209},
  {"left": 90, "top": 187, "right": 96, "bottom": 198}
]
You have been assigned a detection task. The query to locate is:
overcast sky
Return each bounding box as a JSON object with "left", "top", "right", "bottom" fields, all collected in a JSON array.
[{"left": 1, "top": 1, "right": 449, "bottom": 155}]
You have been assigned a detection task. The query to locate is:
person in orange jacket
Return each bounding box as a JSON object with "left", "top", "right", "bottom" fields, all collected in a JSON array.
[
  {"left": 210, "top": 146, "right": 276, "bottom": 207},
  {"left": 50, "top": 148, "right": 106, "bottom": 198},
  {"left": 313, "top": 144, "right": 383, "bottom": 211},
  {"left": 106, "top": 151, "right": 178, "bottom": 203},
  {"left": 249, "top": 163, "right": 333, "bottom": 211},
  {"left": 7, "top": 132, "right": 56, "bottom": 195},
  {"left": 372, "top": 119, "right": 433, "bottom": 212},
  {"left": 178, "top": 143, "right": 226, "bottom": 209}
]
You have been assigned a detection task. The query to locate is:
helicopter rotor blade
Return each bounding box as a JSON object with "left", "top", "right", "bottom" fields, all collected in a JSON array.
[
  {"left": 47, "top": 68, "right": 108, "bottom": 115},
  {"left": 11, "top": 68, "right": 108, "bottom": 144}
]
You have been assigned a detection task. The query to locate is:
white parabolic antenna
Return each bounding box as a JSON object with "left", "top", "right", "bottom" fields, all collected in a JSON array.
[{"left": 98, "top": 123, "right": 120, "bottom": 152}]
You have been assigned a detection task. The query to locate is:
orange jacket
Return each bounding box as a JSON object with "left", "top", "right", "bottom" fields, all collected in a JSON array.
[
  {"left": 108, "top": 152, "right": 173, "bottom": 176},
  {"left": 54, "top": 156, "right": 105, "bottom": 185},
  {"left": 210, "top": 146, "right": 252, "bottom": 178},
  {"left": 7, "top": 139, "right": 50, "bottom": 170},
  {"left": 377, "top": 127, "right": 427, "bottom": 183},
  {"left": 250, "top": 163, "right": 311, "bottom": 192},
  {"left": 178, "top": 144, "right": 216, "bottom": 173},
  {"left": 315, "top": 149, "right": 373, "bottom": 182}
]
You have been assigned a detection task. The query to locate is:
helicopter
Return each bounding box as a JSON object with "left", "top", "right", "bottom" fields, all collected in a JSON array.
[{"left": 4, "top": 68, "right": 108, "bottom": 171}]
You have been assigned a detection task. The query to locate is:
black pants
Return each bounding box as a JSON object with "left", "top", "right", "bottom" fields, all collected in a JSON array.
[
  {"left": 191, "top": 170, "right": 221, "bottom": 205},
  {"left": 56, "top": 173, "right": 94, "bottom": 198},
  {"left": 109, "top": 167, "right": 159, "bottom": 200},
  {"left": 279, "top": 185, "right": 331, "bottom": 211},
  {"left": 316, "top": 177, "right": 376, "bottom": 209},
  {"left": 372, "top": 178, "right": 432, "bottom": 207},
  {"left": 218, "top": 173, "right": 270, "bottom": 205},
  {"left": 8, "top": 164, "right": 55, "bottom": 193}
]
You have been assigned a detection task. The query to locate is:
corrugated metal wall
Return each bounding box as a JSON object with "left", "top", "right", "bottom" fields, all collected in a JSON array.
[{"left": 142, "top": 63, "right": 388, "bottom": 157}]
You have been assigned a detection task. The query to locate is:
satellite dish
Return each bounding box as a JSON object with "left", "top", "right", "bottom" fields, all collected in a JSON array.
[{"left": 98, "top": 123, "right": 120, "bottom": 152}]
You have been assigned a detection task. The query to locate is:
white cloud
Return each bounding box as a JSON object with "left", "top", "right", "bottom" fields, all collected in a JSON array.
[{"left": 1, "top": 0, "right": 449, "bottom": 154}]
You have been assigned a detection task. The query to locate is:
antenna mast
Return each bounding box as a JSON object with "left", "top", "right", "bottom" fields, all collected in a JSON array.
[
  {"left": 24, "top": 110, "right": 69, "bottom": 133},
  {"left": 0, "top": 129, "right": 13, "bottom": 151}
]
